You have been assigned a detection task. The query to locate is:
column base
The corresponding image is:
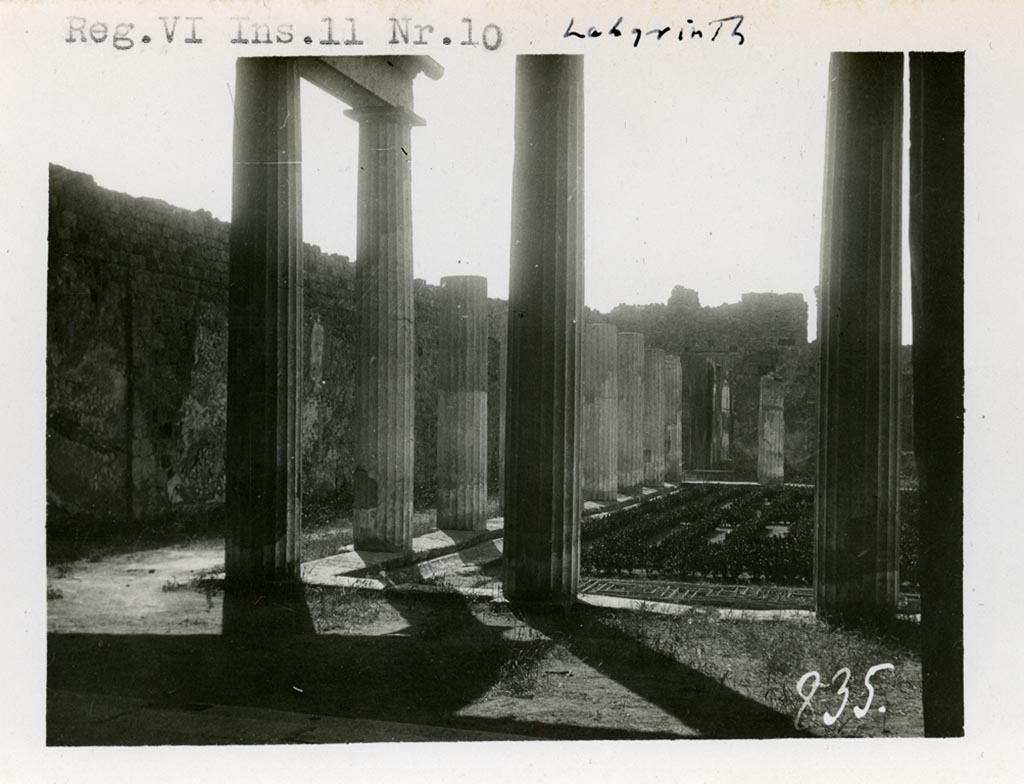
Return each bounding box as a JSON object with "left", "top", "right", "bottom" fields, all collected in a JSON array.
[{"left": 353, "top": 509, "right": 413, "bottom": 553}]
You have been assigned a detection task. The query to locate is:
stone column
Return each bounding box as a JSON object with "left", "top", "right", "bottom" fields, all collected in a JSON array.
[
  {"left": 503, "top": 55, "right": 584, "bottom": 603},
  {"left": 910, "top": 52, "right": 964, "bottom": 737},
  {"left": 225, "top": 58, "right": 303, "bottom": 584},
  {"left": 757, "top": 375, "right": 785, "bottom": 484},
  {"left": 348, "top": 105, "right": 422, "bottom": 552},
  {"left": 642, "top": 348, "right": 665, "bottom": 486},
  {"left": 663, "top": 355, "right": 683, "bottom": 482},
  {"left": 616, "top": 332, "right": 645, "bottom": 494},
  {"left": 816, "top": 52, "right": 902, "bottom": 623},
  {"left": 709, "top": 363, "right": 721, "bottom": 466},
  {"left": 496, "top": 331, "right": 508, "bottom": 513},
  {"left": 720, "top": 380, "right": 732, "bottom": 461},
  {"left": 436, "top": 275, "right": 488, "bottom": 530},
  {"left": 583, "top": 323, "right": 618, "bottom": 501},
  {"left": 687, "top": 357, "right": 713, "bottom": 470},
  {"left": 679, "top": 355, "right": 692, "bottom": 470}
]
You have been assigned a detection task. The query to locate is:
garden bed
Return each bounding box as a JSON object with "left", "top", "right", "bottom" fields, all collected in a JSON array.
[{"left": 582, "top": 484, "right": 919, "bottom": 587}]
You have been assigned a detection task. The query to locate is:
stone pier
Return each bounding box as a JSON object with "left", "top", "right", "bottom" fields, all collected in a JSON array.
[
  {"left": 663, "top": 355, "right": 683, "bottom": 482},
  {"left": 642, "top": 348, "right": 666, "bottom": 486},
  {"left": 503, "top": 55, "right": 584, "bottom": 603},
  {"left": 687, "top": 357, "right": 713, "bottom": 470},
  {"left": 436, "top": 275, "right": 488, "bottom": 530},
  {"left": 910, "top": 52, "right": 964, "bottom": 736},
  {"left": 583, "top": 323, "right": 618, "bottom": 501},
  {"left": 350, "top": 105, "right": 422, "bottom": 552},
  {"left": 225, "top": 58, "right": 303, "bottom": 583},
  {"left": 757, "top": 375, "right": 785, "bottom": 484},
  {"left": 616, "top": 332, "right": 645, "bottom": 494},
  {"left": 816, "top": 52, "right": 902, "bottom": 623}
]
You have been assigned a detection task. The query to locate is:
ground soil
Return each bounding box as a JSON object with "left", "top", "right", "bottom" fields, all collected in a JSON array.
[{"left": 47, "top": 541, "right": 923, "bottom": 744}]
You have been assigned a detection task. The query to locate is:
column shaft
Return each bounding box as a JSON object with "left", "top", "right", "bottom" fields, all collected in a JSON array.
[
  {"left": 720, "top": 380, "right": 733, "bottom": 461},
  {"left": 616, "top": 333, "right": 645, "bottom": 493},
  {"left": 437, "top": 276, "right": 488, "bottom": 530},
  {"left": 498, "top": 331, "right": 507, "bottom": 511},
  {"left": 757, "top": 376, "right": 785, "bottom": 484},
  {"left": 642, "top": 348, "right": 665, "bottom": 485},
  {"left": 709, "top": 364, "right": 721, "bottom": 466},
  {"left": 225, "top": 58, "right": 303, "bottom": 584},
  {"left": 663, "top": 355, "right": 683, "bottom": 481},
  {"left": 350, "top": 106, "right": 420, "bottom": 552},
  {"left": 815, "top": 52, "right": 903, "bottom": 622},
  {"left": 687, "top": 357, "right": 713, "bottom": 470},
  {"left": 910, "top": 52, "right": 964, "bottom": 737},
  {"left": 504, "top": 55, "right": 584, "bottom": 603},
  {"left": 583, "top": 323, "right": 618, "bottom": 501}
]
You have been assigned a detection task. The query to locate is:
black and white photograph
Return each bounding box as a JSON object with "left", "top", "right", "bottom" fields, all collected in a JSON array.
[{"left": 1, "top": 0, "right": 1019, "bottom": 780}]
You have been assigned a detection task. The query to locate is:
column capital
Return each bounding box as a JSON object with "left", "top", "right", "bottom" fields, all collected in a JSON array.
[{"left": 344, "top": 104, "right": 426, "bottom": 127}]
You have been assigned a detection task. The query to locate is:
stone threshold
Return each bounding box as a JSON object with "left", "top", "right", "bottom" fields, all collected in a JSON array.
[
  {"left": 301, "top": 518, "right": 503, "bottom": 585},
  {"left": 582, "top": 482, "right": 686, "bottom": 520}
]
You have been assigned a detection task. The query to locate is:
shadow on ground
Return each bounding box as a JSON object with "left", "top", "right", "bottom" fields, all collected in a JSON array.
[{"left": 47, "top": 584, "right": 811, "bottom": 745}]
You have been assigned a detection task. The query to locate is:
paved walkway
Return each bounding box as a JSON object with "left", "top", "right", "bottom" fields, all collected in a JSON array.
[
  {"left": 580, "top": 577, "right": 921, "bottom": 613},
  {"left": 301, "top": 519, "right": 503, "bottom": 584}
]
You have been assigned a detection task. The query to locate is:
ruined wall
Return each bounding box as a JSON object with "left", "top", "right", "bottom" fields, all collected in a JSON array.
[
  {"left": 48, "top": 165, "right": 914, "bottom": 531},
  {"left": 47, "top": 165, "right": 506, "bottom": 528},
  {"left": 598, "top": 287, "right": 915, "bottom": 484},
  {"left": 600, "top": 287, "right": 818, "bottom": 480}
]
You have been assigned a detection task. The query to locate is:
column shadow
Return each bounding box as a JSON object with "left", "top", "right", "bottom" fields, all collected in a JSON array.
[
  {"left": 47, "top": 582, "right": 812, "bottom": 744},
  {"left": 513, "top": 603, "right": 812, "bottom": 739}
]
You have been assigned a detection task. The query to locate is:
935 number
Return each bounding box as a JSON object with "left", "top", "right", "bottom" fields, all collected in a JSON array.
[{"left": 794, "top": 663, "right": 895, "bottom": 729}]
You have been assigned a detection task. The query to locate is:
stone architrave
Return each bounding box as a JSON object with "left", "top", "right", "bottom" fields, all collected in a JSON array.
[
  {"left": 583, "top": 323, "right": 618, "bottom": 501},
  {"left": 642, "top": 348, "right": 665, "bottom": 486},
  {"left": 757, "top": 376, "right": 785, "bottom": 484},
  {"left": 349, "top": 105, "right": 423, "bottom": 552},
  {"left": 436, "top": 275, "right": 488, "bottom": 530},
  {"left": 663, "top": 355, "right": 683, "bottom": 482},
  {"left": 616, "top": 333, "right": 645, "bottom": 493},
  {"left": 816, "top": 52, "right": 902, "bottom": 623},
  {"left": 503, "top": 55, "right": 584, "bottom": 603},
  {"left": 225, "top": 58, "right": 304, "bottom": 584}
]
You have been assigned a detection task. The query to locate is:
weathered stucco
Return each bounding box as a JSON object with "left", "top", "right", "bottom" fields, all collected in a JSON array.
[{"left": 47, "top": 165, "right": 507, "bottom": 531}]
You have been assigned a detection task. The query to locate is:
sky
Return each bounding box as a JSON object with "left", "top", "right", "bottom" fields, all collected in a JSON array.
[{"left": 44, "top": 47, "right": 914, "bottom": 342}]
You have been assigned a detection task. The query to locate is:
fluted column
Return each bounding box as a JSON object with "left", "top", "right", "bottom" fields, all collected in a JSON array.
[
  {"left": 757, "top": 375, "right": 785, "bottom": 484},
  {"left": 437, "top": 275, "right": 488, "bottom": 530},
  {"left": 816, "top": 52, "right": 902, "bottom": 623},
  {"left": 709, "top": 363, "right": 722, "bottom": 466},
  {"left": 348, "top": 105, "right": 422, "bottom": 552},
  {"left": 225, "top": 58, "right": 303, "bottom": 584},
  {"left": 642, "top": 348, "right": 665, "bottom": 486},
  {"left": 720, "top": 380, "right": 732, "bottom": 461},
  {"left": 616, "top": 332, "right": 645, "bottom": 493},
  {"left": 497, "top": 331, "right": 507, "bottom": 512},
  {"left": 583, "top": 323, "right": 618, "bottom": 501},
  {"left": 504, "top": 55, "right": 584, "bottom": 603},
  {"left": 663, "top": 355, "right": 683, "bottom": 481}
]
